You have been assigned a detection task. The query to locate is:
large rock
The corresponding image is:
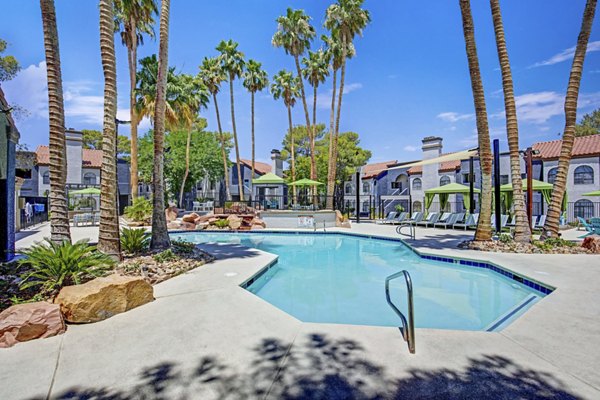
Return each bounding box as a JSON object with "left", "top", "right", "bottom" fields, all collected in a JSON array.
[
  {"left": 181, "top": 221, "right": 196, "bottom": 230},
  {"left": 165, "top": 206, "right": 179, "bottom": 223},
  {"left": 194, "top": 213, "right": 214, "bottom": 224},
  {"left": 582, "top": 235, "right": 600, "bottom": 254},
  {"left": 182, "top": 213, "right": 200, "bottom": 223},
  {"left": 251, "top": 218, "right": 266, "bottom": 228},
  {"left": 167, "top": 221, "right": 182, "bottom": 230},
  {"left": 250, "top": 224, "right": 265, "bottom": 230},
  {"left": 0, "top": 302, "right": 66, "bottom": 348},
  {"left": 54, "top": 274, "right": 154, "bottom": 323},
  {"left": 228, "top": 215, "right": 243, "bottom": 230}
]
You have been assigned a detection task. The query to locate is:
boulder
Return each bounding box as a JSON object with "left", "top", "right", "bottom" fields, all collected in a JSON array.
[
  {"left": 195, "top": 222, "right": 209, "bottom": 230},
  {"left": 194, "top": 213, "right": 214, "bottom": 224},
  {"left": 165, "top": 206, "right": 179, "bottom": 223},
  {"left": 339, "top": 220, "right": 352, "bottom": 229},
  {"left": 167, "top": 221, "right": 182, "bottom": 230},
  {"left": 582, "top": 235, "right": 600, "bottom": 254},
  {"left": 0, "top": 302, "right": 66, "bottom": 348},
  {"left": 208, "top": 217, "right": 218, "bottom": 224},
  {"left": 182, "top": 213, "right": 200, "bottom": 223},
  {"left": 228, "top": 216, "right": 243, "bottom": 230},
  {"left": 251, "top": 218, "right": 266, "bottom": 228},
  {"left": 181, "top": 221, "right": 196, "bottom": 230},
  {"left": 250, "top": 224, "right": 265, "bottom": 230},
  {"left": 54, "top": 274, "right": 154, "bottom": 323}
]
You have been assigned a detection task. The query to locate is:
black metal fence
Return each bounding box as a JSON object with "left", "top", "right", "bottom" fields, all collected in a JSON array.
[{"left": 18, "top": 196, "right": 48, "bottom": 230}]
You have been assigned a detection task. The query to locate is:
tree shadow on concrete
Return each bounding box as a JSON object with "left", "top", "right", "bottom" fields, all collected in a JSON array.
[
  {"left": 38, "top": 333, "right": 582, "bottom": 400},
  {"left": 195, "top": 242, "right": 263, "bottom": 261}
]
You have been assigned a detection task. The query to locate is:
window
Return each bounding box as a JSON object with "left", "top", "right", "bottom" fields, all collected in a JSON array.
[
  {"left": 412, "top": 178, "right": 422, "bottom": 191},
  {"left": 42, "top": 171, "right": 50, "bottom": 184},
  {"left": 362, "top": 201, "right": 369, "bottom": 212},
  {"left": 500, "top": 175, "right": 509, "bottom": 185},
  {"left": 547, "top": 167, "right": 558, "bottom": 184},
  {"left": 440, "top": 175, "right": 451, "bottom": 186},
  {"left": 574, "top": 165, "right": 593, "bottom": 185},
  {"left": 462, "top": 173, "right": 471, "bottom": 184},
  {"left": 412, "top": 201, "right": 422, "bottom": 212},
  {"left": 574, "top": 199, "right": 594, "bottom": 219},
  {"left": 345, "top": 184, "right": 352, "bottom": 195},
  {"left": 83, "top": 173, "right": 96, "bottom": 185},
  {"left": 392, "top": 175, "right": 407, "bottom": 190},
  {"left": 362, "top": 182, "right": 370, "bottom": 194}
]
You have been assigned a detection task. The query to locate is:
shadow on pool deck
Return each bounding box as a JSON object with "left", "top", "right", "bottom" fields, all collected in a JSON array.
[
  {"left": 37, "top": 333, "right": 580, "bottom": 400},
  {"left": 196, "top": 242, "right": 264, "bottom": 261},
  {"left": 405, "top": 231, "right": 473, "bottom": 251}
]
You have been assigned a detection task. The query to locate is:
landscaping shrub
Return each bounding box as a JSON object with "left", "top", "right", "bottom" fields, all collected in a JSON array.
[
  {"left": 499, "top": 233, "right": 513, "bottom": 244},
  {"left": 214, "top": 219, "right": 229, "bottom": 228},
  {"left": 395, "top": 204, "right": 405, "bottom": 213},
  {"left": 172, "top": 240, "right": 195, "bottom": 254},
  {"left": 18, "top": 239, "right": 115, "bottom": 293},
  {"left": 534, "top": 237, "right": 576, "bottom": 252},
  {"left": 124, "top": 197, "right": 152, "bottom": 223},
  {"left": 121, "top": 228, "right": 151, "bottom": 255},
  {"left": 153, "top": 249, "right": 178, "bottom": 263}
]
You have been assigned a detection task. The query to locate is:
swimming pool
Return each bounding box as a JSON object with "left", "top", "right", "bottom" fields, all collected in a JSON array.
[{"left": 171, "top": 231, "right": 552, "bottom": 331}]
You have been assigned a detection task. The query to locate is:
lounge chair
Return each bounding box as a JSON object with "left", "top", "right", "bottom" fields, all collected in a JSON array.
[
  {"left": 192, "top": 201, "right": 202, "bottom": 212},
  {"left": 491, "top": 214, "right": 509, "bottom": 230},
  {"left": 405, "top": 212, "right": 423, "bottom": 225},
  {"left": 578, "top": 217, "right": 593, "bottom": 232},
  {"left": 579, "top": 217, "right": 600, "bottom": 238},
  {"left": 454, "top": 213, "right": 478, "bottom": 230},
  {"left": 506, "top": 215, "right": 516, "bottom": 228},
  {"left": 432, "top": 212, "right": 452, "bottom": 228},
  {"left": 392, "top": 212, "right": 408, "bottom": 224},
  {"left": 532, "top": 215, "right": 544, "bottom": 230},
  {"left": 435, "top": 213, "right": 461, "bottom": 229},
  {"left": 376, "top": 211, "right": 397, "bottom": 224},
  {"left": 416, "top": 212, "right": 440, "bottom": 227},
  {"left": 92, "top": 213, "right": 100, "bottom": 225}
]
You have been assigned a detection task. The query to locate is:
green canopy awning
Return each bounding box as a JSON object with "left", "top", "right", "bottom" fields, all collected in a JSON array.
[
  {"left": 288, "top": 178, "right": 324, "bottom": 186},
  {"left": 252, "top": 172, "right": 285, "bottom": 185},
  {"left": 500, "top": 179, "right": 567, "bottom": 211},
  {"left": 583, "top": 190, "right": 600, "bottom": 196},
  {"left": 424, "top": 183, "right": 480, "bottom": 212},
  {"left": 69, "top": 187, "right": 101, "bottom": 196},
  {"left": 499, "top": 179, "right": 553, "bottom": 192}
]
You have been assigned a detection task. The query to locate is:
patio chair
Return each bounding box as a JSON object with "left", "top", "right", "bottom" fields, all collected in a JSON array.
[
  {"left": 432, "top": 212, "right": 452, "bottom": 228},
  {"left": 491, "top": 214, "right": 509, "bottom": 230},
  {"left": 405, "top": 212, "right": 423, "bottom": 225},
  {"left": 533, "top": 215, "right": 545, "bottom": 230},
  {"left": 92, "top": 213, "right": 100, "bottom": 225},
  {"left": 376, "top": 211, "right": 397, "bottom": 225},
  {"left": 578, "top": 217, "right": 592, "bottom": 232},
  {"left": 435, "top": 213, "right": 461, "bottom": 229},
  {"left": 72, "top": 214, "right": 84, "bottom": 227},
  {"left": 579, "top": 217, "right": 600, "bottom": 238},
  {"left": 416, "top": 212, "right": 440, "bottom": 227},
  {"left": 506, "top": 215, "right": 516, "bottom": 227},
  {"left": 392, "top": 212, "right": 408, "bottom": 224},
  {"left": 203, "top": 201, "right": 214, "bottom": 212},
  {"left": 192, "top": 201, "right": 202, "bottom": 212},
  {"left": 454, "top": 213, "right": 478, "bottom": 230}
]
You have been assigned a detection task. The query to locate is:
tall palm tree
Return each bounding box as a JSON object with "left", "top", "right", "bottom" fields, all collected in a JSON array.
[
  {"left": 302, "top": 49, "right": 330, "bottom": 186},
  {"left": 242, "top": 60, "right": 269, "bottom": 179},
  {"left": 114, "top": 0, "right": 158, "bottom": 201},
  {"left": 216, "top": 39, "right": 246, "bottom": 201},
  {"left": 271, "top": 70, "right": 300, "bottom": 199},
  {"left": 98, "top": 0, "right": 121, "bottom": 259},
  {"left": 324, "top": 0, "right": 369, "bottom": 210},
  {"left": 199, "top": 56, "right": 231, "bottom": 201},
  {"left": 272, "top": 8, "right": 315, "bottom": 171},
  {"left": 150, "top": 0, "right": 171, "bottom": 250},
  {"left": 543, "top": 0, "right": 597, "bottom": 238},
  {"left": 489, "top": 0, "right": 531, "bottom": 243},
  {"left": 40, "top": 0, "right": 71, "bottom": 244},
  {"left": 459, "top": 0, "right": 493, "bottom": 241}
]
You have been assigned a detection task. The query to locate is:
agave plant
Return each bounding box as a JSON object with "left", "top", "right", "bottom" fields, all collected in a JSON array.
[
  {"left": 120, "top": 227, "right": 151, "bottom": 255},
  {"left": 18, "top": 239, "right": 115, "bottom": 292}
]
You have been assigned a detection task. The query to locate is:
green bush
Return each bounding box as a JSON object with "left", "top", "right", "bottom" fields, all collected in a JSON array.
[
  {"left": 534, "top": 237, "right": 576, "bottom": 251},
  {"left": 214, "top": 219, "right": 229, "bottom": 228},
  {"left": 124, "top": 197, "right": 153, "bottom": 223},
  {"left": 120, "top": 228, "right": 151, "bottom": 255},
  {"left": 394, "top": 204, "right": 405, "bottom": 213},
  {"left": 18, "top": 239, "right": 115, "bottom": 292},
  {"left": 172, "top": 240, "right": 195, "bottom": 254},
  {"left": 499, "top": 233, "right": 513, "bottom": 244},
  {"left": 153, "top": 249, "right": 178, "bottom": 263}
]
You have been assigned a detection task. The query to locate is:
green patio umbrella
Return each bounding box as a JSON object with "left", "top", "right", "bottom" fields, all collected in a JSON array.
[
  {"left": 583, "top": 190, "right": 600, "bottom": 196},
  {"left": 424, "top": 182, "right": 480, "bottom": 212},
  {"left": 288, "top": 178, "right": 324, "bottom": 186},
  {"left": 69, "top": 187, "right": 101, "bottom": 196},
  {"left": 252, "top": 172, "right": 286, "bottom": 185}
]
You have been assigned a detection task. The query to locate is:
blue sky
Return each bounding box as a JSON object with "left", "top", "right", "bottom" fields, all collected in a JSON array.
[{"left": 1, "top": 0, "right": 599, "bottom": 165}]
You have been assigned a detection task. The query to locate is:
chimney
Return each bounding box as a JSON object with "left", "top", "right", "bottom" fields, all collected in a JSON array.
[
  {"left": 421, "top": 136, "right": 443, "bottom": 191},
  {"left": 271, "top": 149, "right": 283, "bottom": 177},
  {"left": 65, "top": 128, "right": 83, "bottom": 184}
]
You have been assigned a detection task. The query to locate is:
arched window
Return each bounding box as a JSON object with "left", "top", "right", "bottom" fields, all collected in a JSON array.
[
  {"left": 412, "top": 178, "right": 422, "bottom": 191},
  {"left": 412, "top": 201, "right": 422, "bottom": 212},
  {"left": 574, "top": 165, "right": 594, "bottom": 185},
  {"left": 345, "top": 183, "right": 353, "bottom": 195},
  {"left": 42, "top": 171, "right": 50, "bottom": 184},
  {"left": 547, "top": 167, "right": 558, "bottom": 184},
  {"left": 362, "top": 182, "right": 370, "bottom": 194},
  {"left": 574, "top": 199, "right": 594, "bottom": 219},
  {"left": 83, "top": 173, "right": 96, "bottom": 185},
  {"left": 440, "top": 175, "right": 451, "bottom": 186}
]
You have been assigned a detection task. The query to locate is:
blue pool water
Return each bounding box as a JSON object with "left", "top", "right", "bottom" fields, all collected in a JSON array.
[{"left": 171, "top": 232, "right": 547, "bottom": 331}]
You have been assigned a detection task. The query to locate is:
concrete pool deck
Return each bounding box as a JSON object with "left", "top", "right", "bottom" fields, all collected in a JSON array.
[{"left": 2, "top": 223, "right": 600, "bottom": 399}]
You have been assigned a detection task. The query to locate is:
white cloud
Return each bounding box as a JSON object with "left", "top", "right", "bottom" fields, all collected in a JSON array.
[
  {"left": 403, "top": 145, "right": 417, "bottom": 152},
  {"left": 2, "top": 61, "right": 48, "bottom": 118},
  {"left": 436, "top": 112, "right": 474, "bottom": 122},
  {"left": 316, "top": 82, "right": 363, "bottom": 109},
  {"left": 529, "top": 40, "right": 600, "bottom": 68}
]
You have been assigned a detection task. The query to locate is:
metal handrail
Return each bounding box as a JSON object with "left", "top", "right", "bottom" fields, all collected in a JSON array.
[
  {"left": 396, "top": 221, "right": 415, "bottom": 240},
  {"left": 385, "top": 270, "right": 415, "bottom": 354}
]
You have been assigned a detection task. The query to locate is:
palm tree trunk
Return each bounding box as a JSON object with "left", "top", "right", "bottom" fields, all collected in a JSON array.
[
  {"left": 213, "top": 93, "right": 231, "bottom": 201},
  {"left": 150, "top": 0, "right": 171, "bottom": 250},
  {"left": 459, "top": 0, "right": 493, "bottom": 241},
  {"left": 293, "top": 55, "right": 313, "bottom": 142},
  {"left": 251, "top": 91, "right": 255, "bottom": 179},
  {"left": 310, "top": 83, "right": 318, "bottom": 202},
  {"left": 98, "top": 0, "right": 121, "bottom": 259},
  {"left": 326, "top": 68, "right": 337, "bottom": 210},
  {"left": 178, "top": 128, "right": 191, "bottom": 209},
  {"left": 40, "top": 0, "right": 71, "bottom": 244},
  {"left": 288, "top": 104, "right": 296, "bottom": 200},
  {"left": 128, "top": 15, "right": 139, "bottom": 200},
  {"left": 490, "top": 0, "right": 531, "bottom": 243},
  {"left": 543, "top": 0, "right": 597, "bottom": 238},
  {"left": 229, "top": 76, "right": 244, "bottom": 201},
  {"left": 330, "top": 34, "right": 348, "bottom": 209}
]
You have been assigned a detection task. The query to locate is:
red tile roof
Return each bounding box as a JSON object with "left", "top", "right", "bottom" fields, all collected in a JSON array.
[
  {"left": 362, "top": 160, "right": 397, "bottom": 179},
  {"left": 35, "top": 145, "right": 103, "bottom": 168},
  {"left": 407, "top": 154, "right": 462, "bottom": 175},
  {"left": 240, "top": 159, "right": 271, "bottom": 175},
  {"left": 533, "top": 135, "right": 600, "bottom": 159}
]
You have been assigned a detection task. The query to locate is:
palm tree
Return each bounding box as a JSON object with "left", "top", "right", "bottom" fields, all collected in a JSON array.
[
  {"left": 199, "top": 56, "right": 231, "bottom": 201},
  {"left": 489, "top": 0, "right": 531, "bottom": 243},
  {"left": 150, "top": 0, "right": 171, "bottom": 250},
  {"left": 97, "top": 0, "right": 121, "bottom": 259},
  {"left": 302, "top": 49, "right": 330, "bottom": 192},
  {"left": 271, "top": 70, "right": 300, "bottom": 199},
  {"left": 272, "top": 8, "right": 315, "bottom": 170},
  {"left": 40, "top": 0, "right": 71, "bottom": 244},
  {"left": 459, "top": 0, "right": 493, "bottom": 241},
  {"left": 242, "top": 59, "right": 269, "bottom": 179},
  {"left": 216, "top": 39, "right": 245, "bottom": 201},
  {"left": 543, "top": 0, "right": 597, "bottom": 238},
  {"left": 324, "top": 0, "right": 370, "bottom": 210},
  {"left": 114, "top": 0, "right": 158, "bottom": 201}
]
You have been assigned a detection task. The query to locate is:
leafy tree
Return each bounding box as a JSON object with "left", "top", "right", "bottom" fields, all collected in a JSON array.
[
  {"left": 0, "top": 38, "right": 20, "bottom": 82},
  {"left": 81, "top": 129, "right": 131, "bottom": 156},
  {"left": 575, "top": 108, "right": 600, "bottom": 136}
]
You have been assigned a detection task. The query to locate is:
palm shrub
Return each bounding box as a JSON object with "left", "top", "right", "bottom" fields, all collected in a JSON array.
[
  {"left": 18, "top": 239, "right": 115, "bottom": 293},
  {"left": 120, "top": 227, "right": 151, "bottom": 255},
  {"left": 124, "top": 196, "right": 153, "bottom": 223}
]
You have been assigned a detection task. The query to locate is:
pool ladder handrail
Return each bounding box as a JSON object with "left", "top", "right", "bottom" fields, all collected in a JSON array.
[
  {"left": 385, "top": 270, "right": 415, "bottom": 354},
  {"left": 396, "top": 221, "right": 415, "bottom": 240}
]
